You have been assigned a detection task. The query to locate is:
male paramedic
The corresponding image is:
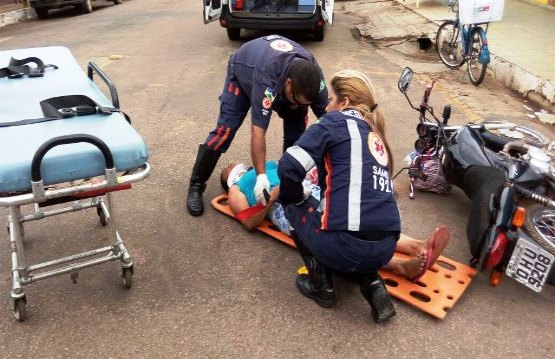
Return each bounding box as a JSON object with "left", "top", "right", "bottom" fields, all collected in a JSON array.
[{"left": 186, "top": 34, "right": 329, "bottom": 216}]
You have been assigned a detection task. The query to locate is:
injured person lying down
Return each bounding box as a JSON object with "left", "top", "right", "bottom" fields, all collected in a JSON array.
[{"left": 221, "top": 161, "right": 450, "bottom": 282}]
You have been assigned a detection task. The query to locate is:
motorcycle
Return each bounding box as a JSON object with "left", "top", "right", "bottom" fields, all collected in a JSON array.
[{"left": 396, "top": 67, "right": 555, "bottom": 292}]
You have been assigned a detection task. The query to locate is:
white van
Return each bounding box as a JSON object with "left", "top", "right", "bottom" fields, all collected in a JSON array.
[{"left": 203, "top": 0, "right": 335, "bottom": 41}]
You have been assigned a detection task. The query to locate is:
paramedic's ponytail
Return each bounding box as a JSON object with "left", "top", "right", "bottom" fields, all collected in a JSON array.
[
  {"left": 330, "top": 70, "right": 394, "bottom": 172},
  {"left": 366, "top": 106, "right": 393, "bottom": 172}
]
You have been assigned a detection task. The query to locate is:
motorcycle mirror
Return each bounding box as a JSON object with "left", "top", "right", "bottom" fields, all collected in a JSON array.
[
  {"left": 442, "top": 105, "right": 451, "bottom": 125},
  {"left": 398, "top": 67, "right": 414, "bottom": 94}
]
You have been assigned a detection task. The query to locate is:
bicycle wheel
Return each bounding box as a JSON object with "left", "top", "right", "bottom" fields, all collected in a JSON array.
[
  {"left": 436, "top": 20, "right": 463, "bottom": 69},
  {"left": 467, "top": 27, "right": 487, "bottom": 86}
]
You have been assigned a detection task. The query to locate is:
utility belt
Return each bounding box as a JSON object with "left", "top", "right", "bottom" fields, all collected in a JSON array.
[
  {"left": 348, "top": 230, "right": 400, "bottom": 242},
  {"left": 0, "top": 56, "right": 58, "bottom": 79},
  {"left": 1, "top": 57, "right": 129, "bottom": 128},
  {"left": 0, "top": 94, "right": 129, "bottom": 128}
]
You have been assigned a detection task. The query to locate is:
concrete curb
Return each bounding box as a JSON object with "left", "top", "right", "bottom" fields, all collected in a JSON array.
[
  {"left": 394, "top": 1, "right": 555, "bottom": 108},
  {"left": 0, "top": 7, "right": 36, "bottom": 30},
  {"left": 489, "top": 53, "right": 555, "bottom": 107}
]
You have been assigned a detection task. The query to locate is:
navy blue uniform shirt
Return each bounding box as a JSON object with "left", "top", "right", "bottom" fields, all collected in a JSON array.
[
  {"left": 230, "top": 35, "right": 328, "bottom": 130},
  {"left": 278, "top": 109, "right": 401, "bottom": 232}
]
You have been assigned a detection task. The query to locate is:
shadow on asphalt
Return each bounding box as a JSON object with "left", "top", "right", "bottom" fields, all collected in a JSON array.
[
  {"left": 235, "top": 29, "right": 325, "bottom": 45},
  {"left": 33, "top": 2, "right": 120, "bottom": 21}
]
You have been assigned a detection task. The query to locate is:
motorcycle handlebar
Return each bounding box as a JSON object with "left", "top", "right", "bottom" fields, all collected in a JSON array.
[
  {"left": 419, "top": 82, "right": 435, "bottom": 120},
  {"left": 421, "top": 82, "right": 435, "bottom": 106}
]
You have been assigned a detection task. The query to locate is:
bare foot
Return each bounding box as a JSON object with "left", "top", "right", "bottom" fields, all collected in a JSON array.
[{"left": 389, "top": 255, "right": 426, "bottom": 279}]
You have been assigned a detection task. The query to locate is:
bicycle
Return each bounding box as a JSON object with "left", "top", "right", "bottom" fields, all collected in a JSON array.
[{"left": 436, "top": 0, "right": 491, "bottom": 86}]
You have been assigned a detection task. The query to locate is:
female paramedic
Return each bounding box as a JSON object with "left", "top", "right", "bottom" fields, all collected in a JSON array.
[
  {"left": 221, "top": 161, "right": 450, "bottom": 282},
  {"left": 278, "top": 70, "right": 400, "bottom": 323}
]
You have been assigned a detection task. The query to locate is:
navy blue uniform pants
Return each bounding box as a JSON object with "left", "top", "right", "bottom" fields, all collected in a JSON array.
[
  {"left": 204, "top": 57, "right": 308, "bottom": 153},
  {"left": 284, "top": 198, "right": 398, "bottom": 275}
]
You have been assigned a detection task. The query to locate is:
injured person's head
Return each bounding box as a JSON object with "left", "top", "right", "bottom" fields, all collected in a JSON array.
[{"left": 221, "top": 162, "right": 248, "bottom": 192}]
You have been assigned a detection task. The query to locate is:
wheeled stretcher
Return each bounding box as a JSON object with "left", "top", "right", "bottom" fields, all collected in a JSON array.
[{"left": 0, "top": 46, "right": 150, "bottom": 321}]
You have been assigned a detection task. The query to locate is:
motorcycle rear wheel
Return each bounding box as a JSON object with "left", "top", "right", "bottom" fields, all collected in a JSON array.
[
  {"left": 524, "top": 205, "right": 555, "bottom": 255},
  {"left": 524, "top": 205, "right": 555, "bottom": 285}
]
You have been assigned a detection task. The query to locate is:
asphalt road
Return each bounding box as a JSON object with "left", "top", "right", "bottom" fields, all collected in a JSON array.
[{"left": 0, "top": 0, "right": 553, "bottom": 357}]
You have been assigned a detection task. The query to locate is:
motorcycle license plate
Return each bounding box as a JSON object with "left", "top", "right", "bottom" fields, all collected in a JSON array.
[{"left": 506, "top": 238, "right": 554, "bottom": 292}]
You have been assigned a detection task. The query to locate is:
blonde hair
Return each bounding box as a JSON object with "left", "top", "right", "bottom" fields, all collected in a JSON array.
[{"left": 330, "top": 70, "right": 394, "bottom": 171}]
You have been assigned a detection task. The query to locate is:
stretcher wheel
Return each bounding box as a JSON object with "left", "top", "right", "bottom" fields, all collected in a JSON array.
[
  {"left": 97, "top": 206, "right": 108, "bottom": 226},
  {"left": 122, "top": 267, "right": 133, "bottom": 289},
  {"left": 12, "top": 296, "right": 27, "bottom": 322}
]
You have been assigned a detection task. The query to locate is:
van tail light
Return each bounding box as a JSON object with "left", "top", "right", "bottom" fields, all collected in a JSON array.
[
  {"left": 511, "top": 207, "right": 526, "bottom": 228},
  {"left": 316, "top": 19, "right": 325, "bottom": 27},
  {"left": 485, "top": 231, "right": 509, "bottom": 269},
  {"left": 220, "top": 19, "right": 227, "bottom": 27}
]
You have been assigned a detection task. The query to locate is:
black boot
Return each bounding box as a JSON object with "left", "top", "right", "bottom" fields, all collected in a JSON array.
[
  {"left": 296, "top": 265, "right": 335, "bottom": 308},
  {"left": 291, "top": 231, "right": 335, "bottom": 308},
  {"left": 186, "top": 144, "right": 222, "bottom": 216},
  {"left": 360, "top": 274, "right": 396, "bottom": 323}
]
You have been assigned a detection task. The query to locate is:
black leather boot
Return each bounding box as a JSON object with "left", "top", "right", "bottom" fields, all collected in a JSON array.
[
  {"left": 186, "top": 144, "right": 221, "bottom": 216},
  {"left": 296, "top": 265, "right": 335, "bottom": 308},
  {"left": 291, "top": 231, "right": 335, "bottom": 308},
  {"left": 360, "top": 274, "right": 396, "bottom": 323}
]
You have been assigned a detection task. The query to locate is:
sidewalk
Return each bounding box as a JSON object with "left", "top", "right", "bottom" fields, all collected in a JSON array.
[
  {"left": 0, "top": 0, "right": 35, "bottom": 29},
  {"left": 400, "top": 0, "right": 555, "bottom": 106}
]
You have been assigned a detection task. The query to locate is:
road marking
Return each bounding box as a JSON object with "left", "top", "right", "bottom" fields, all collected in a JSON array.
[
  {"left": 433, "top": 82, "right": 482, "bottom": 122},
  {"left": 0, "top": 36, "right": 14, "bottom": 44},
  {"left": 93, "top": 55, "right": 124, "bottom": 69},
  {"left": 417, "top": 73, "right": 482, "bottom": 122},
  {"left": 323, "top": 64, "right": 482, "bottom": 122}
]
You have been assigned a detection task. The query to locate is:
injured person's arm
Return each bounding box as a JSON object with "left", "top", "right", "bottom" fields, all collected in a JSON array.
[
  {"left": 221, "top": 161, "right": 281, "bottom": 231},
  {"left": 228, "top": 185, "right": 279, "bottom": 231}
]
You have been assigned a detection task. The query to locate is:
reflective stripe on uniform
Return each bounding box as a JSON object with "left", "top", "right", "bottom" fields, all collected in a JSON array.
[
  {"left": 346, "top": 119, "right": 362, "bottom": 231},
  {"left": 286, "top": 146, "right": 315, "bottom": 172}
]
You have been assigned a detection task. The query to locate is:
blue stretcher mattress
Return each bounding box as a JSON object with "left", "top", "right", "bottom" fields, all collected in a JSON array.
[{"left": 0, "top": 46, "right": 149, "bottom": 194}]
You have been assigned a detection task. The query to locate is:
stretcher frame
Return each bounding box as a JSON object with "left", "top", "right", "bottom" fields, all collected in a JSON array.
[{"left": 1, "top": 61, "right": 151, "bottom": 322}]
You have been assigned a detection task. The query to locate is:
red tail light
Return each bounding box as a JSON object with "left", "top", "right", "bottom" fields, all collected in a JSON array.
[
  {"left": 316, "top": 19, "right": 325, "bottom": 27},
  {"left": 219, "top": 19, "right": 227, "bottom": 27},
  {"left": 485, "top": 231, "right": 509, "bottom": 269}
]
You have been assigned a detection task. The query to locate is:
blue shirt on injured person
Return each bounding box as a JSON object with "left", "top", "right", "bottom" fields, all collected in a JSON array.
[
  {"left": 237, "top": 161, "right": 280, "bottom": 206},
  {"left": 236, "top": 160, "right": 320, "bottom": 235}
]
